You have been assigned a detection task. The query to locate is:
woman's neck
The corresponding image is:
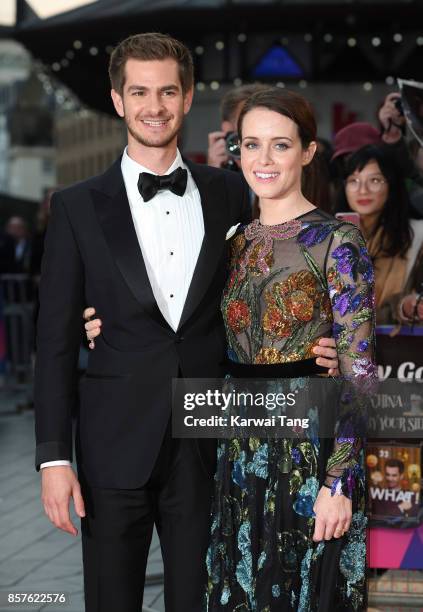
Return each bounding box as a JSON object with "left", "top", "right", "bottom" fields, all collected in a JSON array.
[{"left": 259, "top": 192, "right": 316, "bottom": 225}]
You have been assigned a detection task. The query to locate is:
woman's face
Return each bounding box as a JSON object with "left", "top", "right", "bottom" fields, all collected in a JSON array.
[
  {"left": 345, "top": 160, "right": 389, "bottom": 218},
  {"left": 240, "top": 108, "right": 315, "bottom": 201}
]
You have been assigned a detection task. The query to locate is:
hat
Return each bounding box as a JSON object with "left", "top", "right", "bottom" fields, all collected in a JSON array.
[{"left": 332, "top": 122, "right": 382, "bottom": 160}]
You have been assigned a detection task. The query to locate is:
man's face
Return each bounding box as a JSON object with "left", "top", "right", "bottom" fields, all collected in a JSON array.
[
  {"left": 385, "top": 466, "right": 402, "bottom": 489},
  {"left": 111, "top": 58, "right": 193, "bottom": 149},
  {"left": 6, "top": 217, "right": 27, "bottom": 240}
]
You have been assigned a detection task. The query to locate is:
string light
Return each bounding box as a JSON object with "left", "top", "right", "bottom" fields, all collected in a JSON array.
[
  {"left": 89, "top": 47, "right": 98, "bottom": 56},
  {"left": 52, "top": 62, "right": 61, "bottom": 72},
  {"left": 299, "top": 80, "right": 307, "bottom": 89},
  {"left": 73, "top": 40, "right": 82, "bottom": 50},
  {"left": 347, "top": 37, "right": 357, "bottom": 47},
  {"left": 393, "top": 33, "right": 403, "bottom": 43},
  {"left": 416, "top": 36, "right": 423, "bottom": 46},
  {"left": 372, "top": 37, "right": 381, "bottom": 47},
  {"left": 304, "top": 33, "right": 313, "bottom": 43},
  {"left": 237, "top": 33, "right": 247, "bottom": 43},
  {"left": 210, "top": 81, "right": 220, "bottom": 90},
  {"left": 61, "top": 59, "right": 69, "bottom": 67},
  {"left": 233, "top": 78, "right": 242, "bottom": 87},
  {"left": 323, "top": 34, "right": 333, "bottom": 43},
  {"left": 195, "top": 46, "right": 204, "bottom": 55},
  {"left": 276, "top": 82, "right": 285, "bottom": 88},
  {"left": 363, "top": 82, "right": 373, "bottom": 91},
  {"left": 385, "top": 76, "right": 395, "bottom": 85},
  {"left": 66, "top": 50, "right": 75, "bottom": 59},
  {"left": 281, "top": 37, "right": 289, "bottom": 45},
  {"left": 215, "top": 41, "right": 225, "bottom": 51},
  {"left": 196, "top": 82, "right": 206, "bottom": 91},
  {"left": 105, "top": 46, "right": 114, "bottom": 54}
]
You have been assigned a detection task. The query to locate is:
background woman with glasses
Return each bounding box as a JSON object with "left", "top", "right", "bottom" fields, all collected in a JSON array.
[{"left": 337, "top": 144, "right": 423, "bottom": 323}]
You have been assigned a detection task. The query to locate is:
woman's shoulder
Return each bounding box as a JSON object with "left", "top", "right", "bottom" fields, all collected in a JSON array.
[{"left": 296, "top": 208, "right": 363, "bottom": 248}]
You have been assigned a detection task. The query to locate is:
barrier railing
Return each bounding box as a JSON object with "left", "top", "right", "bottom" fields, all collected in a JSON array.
[{"left": 0, "top": 274, "right": 35, "bottom": 396}]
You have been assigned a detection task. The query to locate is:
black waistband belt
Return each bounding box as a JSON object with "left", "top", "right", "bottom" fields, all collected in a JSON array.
[{"left": 225, "top": 357, "right": 326, "bottom": 379}]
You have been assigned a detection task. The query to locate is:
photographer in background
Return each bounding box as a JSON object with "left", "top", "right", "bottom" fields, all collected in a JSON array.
[
  {"left": 378, "top": 91, "right": 423, "bottom": 206},
  {"left": 207, "top": 83, "right": 268, "bottom": 170},
  {"left": 379, "top": 92, "right": 406, "bottom": 146}
]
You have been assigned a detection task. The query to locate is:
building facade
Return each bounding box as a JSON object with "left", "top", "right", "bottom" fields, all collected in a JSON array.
[{"left": 55, "top": 110, "right": 126, "bottom": 186}]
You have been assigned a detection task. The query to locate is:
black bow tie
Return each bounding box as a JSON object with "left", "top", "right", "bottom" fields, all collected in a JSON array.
[{"left": 138, "top": 167, "right": 188, "bottom": 202}]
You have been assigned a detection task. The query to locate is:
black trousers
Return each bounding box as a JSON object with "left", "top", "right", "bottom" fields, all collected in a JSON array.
[{"left": 79, "top": 427, "right": 214, "bottom": 612}]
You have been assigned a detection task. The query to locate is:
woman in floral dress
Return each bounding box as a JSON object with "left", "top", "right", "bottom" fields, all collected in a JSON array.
[{"left": 206, "top": 89, "right": 376, "bottom": 611}]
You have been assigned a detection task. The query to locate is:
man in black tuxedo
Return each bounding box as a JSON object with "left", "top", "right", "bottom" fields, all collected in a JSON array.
[
  {"left": 35, "top": 33, "right": 251, "bottom": 612},
  {"left": 35, "top": 32, "right": 340, "bottom": 612}
]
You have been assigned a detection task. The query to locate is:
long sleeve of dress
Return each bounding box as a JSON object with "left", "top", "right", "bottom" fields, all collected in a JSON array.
[{"left": 323, "top": 223, "right": 377, "bottom": 497}]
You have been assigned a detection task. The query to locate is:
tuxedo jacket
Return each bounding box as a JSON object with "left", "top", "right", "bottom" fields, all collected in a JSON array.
[{"left": 34, "top": 159, "right": 251, "bottom": 488}]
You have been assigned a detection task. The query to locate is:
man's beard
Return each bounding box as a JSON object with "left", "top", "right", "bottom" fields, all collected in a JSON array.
[{"left": 126, "top": 114, "right": 181, "bottom": 148}]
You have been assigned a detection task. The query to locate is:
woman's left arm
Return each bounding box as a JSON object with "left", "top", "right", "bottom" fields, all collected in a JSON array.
[{"left": 313, "top": 223, "right": 377, "bottom": 541}]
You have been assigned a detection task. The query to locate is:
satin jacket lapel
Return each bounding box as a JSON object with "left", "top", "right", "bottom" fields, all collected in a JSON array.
[
  {"left": 90, "top": 160, "right": 172, "bottom": 331},
  {"left": 178, "top": 161, "right": 228, "bottom": 330}
]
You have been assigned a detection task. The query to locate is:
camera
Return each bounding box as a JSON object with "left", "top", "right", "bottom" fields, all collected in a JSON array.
[
  {"left": 394, "top": 97, "right": 404, "bottom": 117},
  {"left": 225, "top": 132, "right": 240, "bottom": 159},
  {"left": 222, "top": 132, "right": 241, "bottom": 171}
]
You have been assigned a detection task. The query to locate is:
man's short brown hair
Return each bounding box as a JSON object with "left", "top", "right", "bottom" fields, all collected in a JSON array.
[
  {"left": 109, "top": 32, "right": 194, "bottom": 95},
  {"left": 385, "top": 458, "right": 405, "bottom": 473}
]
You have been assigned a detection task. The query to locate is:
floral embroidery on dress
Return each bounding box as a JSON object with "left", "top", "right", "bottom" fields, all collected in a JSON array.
[{"left": 206, "top": 209, "right": 375, "bottom": 611}]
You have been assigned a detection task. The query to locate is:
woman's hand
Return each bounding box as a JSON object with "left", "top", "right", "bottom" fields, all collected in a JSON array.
[
  {"left": 401, "top": 292, "right": 423, "bottom": 322},
  {"left": 83, "top": 307, "right": 102, "bottom": 349},
  {"left": 313, "top": 337, "right": 340, "bottom": 376},
  {"left": 312, "top": 486, "right": 352, "bottom": 541}
]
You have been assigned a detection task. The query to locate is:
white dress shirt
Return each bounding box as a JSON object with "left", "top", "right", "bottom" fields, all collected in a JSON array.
[
  {"left": 121, "top": 147, "right": 204, "bottom": 331},
  {"left": 41, "top": 148, "right": 204, "bottom": 470}
]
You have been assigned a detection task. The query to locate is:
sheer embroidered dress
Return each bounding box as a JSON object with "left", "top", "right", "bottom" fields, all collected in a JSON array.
[{"left": 206, "top": 208, "right": 376, "bottom": 611}]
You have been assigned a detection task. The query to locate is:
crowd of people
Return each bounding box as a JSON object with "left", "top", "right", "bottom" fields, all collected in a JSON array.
[
  {"left": 0, "top": 192, "right": 51, "bottom": 277},
  {"left": 0, "top": 192, "right": 52, "bottom": 378}
]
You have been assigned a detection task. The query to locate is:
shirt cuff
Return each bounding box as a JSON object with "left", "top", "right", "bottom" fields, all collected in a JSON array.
[{"left": 40, "top": 460, "right": 72, "bottom": 469}]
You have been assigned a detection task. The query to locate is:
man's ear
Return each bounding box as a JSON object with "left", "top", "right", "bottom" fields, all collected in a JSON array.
[
  {"left": 111, "top": 89, "right": 124, "bottom": 118},
  {"left": 183, "top": 87, "right": 194, "bottom": 115},
  {"left": 302, "top": 141, "right": 317, "bottom": 166}
]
